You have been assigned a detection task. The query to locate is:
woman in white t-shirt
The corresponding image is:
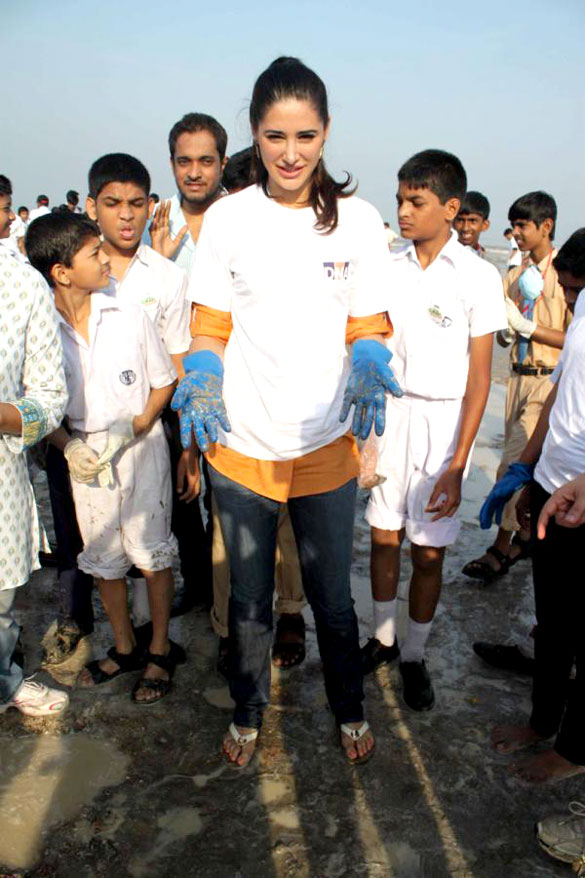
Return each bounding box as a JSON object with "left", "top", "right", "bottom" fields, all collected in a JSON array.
[{"left": 173, "top": 57, "right": 401, "bottom": 768}]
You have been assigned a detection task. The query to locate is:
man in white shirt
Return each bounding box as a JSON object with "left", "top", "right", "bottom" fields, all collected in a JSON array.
[
  {"left": 28, "top": 195, "right": 51, "bottom": 223},
  {"left": 484, "top": 229, "right": 585, "bottom": 783},
  {"left": 148, "top": 113, "right": 228, "bottom": 274},
  {"left": 504, "top": 227, "right": 522, "bottom": 269}
]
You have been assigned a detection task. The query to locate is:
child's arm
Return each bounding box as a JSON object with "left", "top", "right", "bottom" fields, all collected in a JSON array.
[
  {"left": 427, "top": 333, "right": 493, "bottom": 521},
  {"left": 133, "top": 382, "right": 176, "bottom": 437}
]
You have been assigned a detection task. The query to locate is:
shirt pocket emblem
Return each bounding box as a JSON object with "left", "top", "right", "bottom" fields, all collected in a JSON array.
[
  {"left": 428, "top": 304, "right": 452, "bottom": 328},
  {"left": 119, "top": 370, "right": 136, "bottom": 386}
]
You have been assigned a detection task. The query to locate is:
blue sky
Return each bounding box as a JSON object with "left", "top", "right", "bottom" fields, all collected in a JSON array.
[{"left": 4, "top": 0, "right": 584, "bottom": 245}]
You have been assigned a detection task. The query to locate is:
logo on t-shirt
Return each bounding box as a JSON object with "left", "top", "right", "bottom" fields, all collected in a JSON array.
[
  {"left": 323, "top": 261, "right": 352, "bottom": 282},
  {"left": 119, "top": 370, "right": 136, "bottom": 385},
  {"left": 141, "top": 295, "right": 157, "bottom": 307}
]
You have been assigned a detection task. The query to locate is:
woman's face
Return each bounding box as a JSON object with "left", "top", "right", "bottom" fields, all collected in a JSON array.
[{"left": 254, "top": 97, "right": 329, "bottom": 206}]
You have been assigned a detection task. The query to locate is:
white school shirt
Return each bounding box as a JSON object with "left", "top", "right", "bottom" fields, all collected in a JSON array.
[
  {"left": 28, "top": 205, "right": 51, "bottom": 223},
  {"left": 508, "top": 237, "right": 522, "bottom": 268},
  {"left": 104, "top": 243, "right": 191, "bottom": 356},
  {"left": 187, "top": 184, "right": 392, "bottom": 460},
  {"left": 59, "top": 293, "right": 176, "bottom": 433},
  {"left": 385, "top": 231, "right": 507, "bottom": 401},
  {"left": 535, "top": 313, "right": 585, "bottom": 494}
]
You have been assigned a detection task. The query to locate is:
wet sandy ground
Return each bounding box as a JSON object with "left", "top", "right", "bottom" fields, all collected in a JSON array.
[{"left": 1, "top": 325, "right": 580, "bottom": 877}]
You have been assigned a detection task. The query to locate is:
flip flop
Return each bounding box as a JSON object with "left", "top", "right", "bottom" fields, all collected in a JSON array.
[
  {"left": 340, "top": 721, "right": 375, "bottom": 765},
  {"left": 223, "top": 722, "right": 259, "bottom": 770}
]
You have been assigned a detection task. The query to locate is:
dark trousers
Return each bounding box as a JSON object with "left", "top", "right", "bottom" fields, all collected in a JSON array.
[
  {"left": 530, "top": 480, "right": 585, "bottom": 764},
  {"left": 163, "top": 410, "right": 212, "bottom": 604},
  {"left": 209, "top": 465, "right": 364, "bottom": 730},
  {"left": 46, "top": 444, "right": 94, "bottom": 633}
]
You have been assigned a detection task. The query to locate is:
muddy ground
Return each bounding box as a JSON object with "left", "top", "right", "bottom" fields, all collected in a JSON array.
[{"left": 1, "top": 342, "right": 581, "bottom": 878}]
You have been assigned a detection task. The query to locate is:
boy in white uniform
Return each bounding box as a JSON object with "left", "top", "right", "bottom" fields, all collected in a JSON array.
[
  {"left": 362, "top": 150, "right": 506, "bottom": 710},
  {"left": 85, "top": 154, "right": 205, "bottom": 616},
  {"left": 26, "top": 212, "right": 183, "bottom": 705}
]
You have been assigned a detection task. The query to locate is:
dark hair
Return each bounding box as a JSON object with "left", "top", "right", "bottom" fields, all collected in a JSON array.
[
  {"left": 553, "top": 229, "right": 585, "bottom": 279},
  {"left": 458, "top": 190, "right": 490, "bottom": 220},
  {"left": 0, "top": 175, "right": 12, "bottom": 197},
  {"left": 88, "top": 153, "right": 150, "bottom": 200},
  {"left": 18, "top": 205, "right": 28, "bottom": 214},
  {"left": 398, "top": 149, "right": 467, "bottom": 204},
  {"left": 37, "top": 194, "right": 49, "bottom": 205},
  {"left": 26, "top": 212, "right": 101, "bottom": 287},
  {"left": 249, "top": 56, "right": 354, "bottom": 234},
  {"left": 222, "top": 147, "right": 253, "bottom": 193},
  {"left": 504, "top": 227, "right": 513, "bottom": 236},
  {"left": 168, "top": 113, "right": 228, "bottom": 161},
  {"left": 66, "top": 189, "right": 79, "bottom": 206},
  {"left": 150, "top": 192, "right": 160, "bottom": 204},
  {"left": 508, "top": 191, "right": 557, "bottom": 240}
]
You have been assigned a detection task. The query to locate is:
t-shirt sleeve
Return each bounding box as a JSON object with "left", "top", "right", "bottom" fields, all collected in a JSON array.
[
  {"left": 348, "top": 204, "right": 393, "bottom": 318},
  {"left": 468, "top": 262, "right": 508, "bottom": 337},
  {"left": 186, "top": 209, "right": 233, "bottom": 311},
  {"left": 160, "top": 268, "right": 191, "bottom": 355},
  {"left": 140, "top": 310, "right": 177, "bottom": 389}
]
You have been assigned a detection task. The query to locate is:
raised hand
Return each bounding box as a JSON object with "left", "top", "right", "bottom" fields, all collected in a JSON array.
[{"left": 149, "top": 200, "right": 189, "bottom": 261}]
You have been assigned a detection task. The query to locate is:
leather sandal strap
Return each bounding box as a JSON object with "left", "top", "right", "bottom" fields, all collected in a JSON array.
[
  {"left": 485, "top": 545, "right": 508, "bottom": 565},
  {"left": 228, "top": 722, "right": 259, "bottom": 746},
  {"left": 340, "top": 720, "right": 370, "bottom": 742}
]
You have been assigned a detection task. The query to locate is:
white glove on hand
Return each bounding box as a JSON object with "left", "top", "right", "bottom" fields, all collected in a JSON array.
[
  {"left": 95, "top": 418, "right": 135, "bottom": 470},
  {"left": 505, "top": 296, "right": 537, "bottom": 339},
  {"left": 63, "top": 438, "right": 102, "bottom": 484}
]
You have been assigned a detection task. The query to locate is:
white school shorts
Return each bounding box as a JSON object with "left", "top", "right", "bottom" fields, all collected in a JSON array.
[
  {"left": 365, "top": 394, "right": 469, "bottom": 547},
  {"left": 71, "top": 420, "right": 178, "bottom": 580}
]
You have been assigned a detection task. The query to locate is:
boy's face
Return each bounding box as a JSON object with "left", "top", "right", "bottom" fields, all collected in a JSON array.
[
  {"left": 171, "top": 130, "right": 225, "bottom": 207},
  {"left": 18, "top": 208, "right": 29, "bottom": 223},
  {"left": 556, "top": 269, "right": 585, "bottom": 315},
  {"left": 510, "top": 218, "right": 552, "bottom": 253},
  {"left": 86, "top": 182, "right": 151, "bottom": 252},
  {"left": 396, "top": 183, "right": 460, "bottom": 244},
  {"left": 53, "top": 236, "right": 111, "bottom": 292},
  {"left": 0, "top": 194, "right": 15, "bottom": 238},
  {"left": 454, "top": 211, "right": 489, "bottom": 249}
]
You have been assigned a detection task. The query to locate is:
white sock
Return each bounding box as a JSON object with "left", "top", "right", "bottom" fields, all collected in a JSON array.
[
  {"left": 373, "top": 599, "right": 397, "bottom": 647},
  {"left": 131, "top": 577, "right": 151, "bottom": 627},
  {"left": 400, "top": 617, "right": 433, "bottom": 663}
]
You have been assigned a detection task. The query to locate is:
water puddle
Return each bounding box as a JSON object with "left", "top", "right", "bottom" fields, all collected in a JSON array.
[{"left": 0, "top": 734, "right": 129, "bottom": 869}]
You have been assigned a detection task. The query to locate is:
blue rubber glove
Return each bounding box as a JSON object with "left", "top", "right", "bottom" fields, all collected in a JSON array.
[
  {"left": 479, "top": 462, "right": 535, "bottom": 529},
  {"left": 339, "top": 339, "right": 403, "bottom": 440},
  {"left": 171, "top": 350, "right": 231, "bottom": 451}
]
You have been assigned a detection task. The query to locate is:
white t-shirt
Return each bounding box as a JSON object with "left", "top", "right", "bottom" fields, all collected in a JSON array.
[
  {"left": 187, "top": 185, "right": 392, "bottom": 460},
  {"left": 535, "top": 313, "right": 585, "bottom": 494},
  {"left": 28, "top": 205, "right": 51, "bottom": 223},
  {"left": 104, "top": 244, "right": 191, "bottom": 356},
  {"left": 59, "top": 293, "right": 176, "bottom": 433},
  {"left": 384, "top": 231, "right": 507, "bottom": 400},
  {"left": 508, "top": 237, "right": 522, "bottom": 268}
]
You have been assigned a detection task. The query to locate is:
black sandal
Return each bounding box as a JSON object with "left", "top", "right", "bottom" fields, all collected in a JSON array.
[
  {"left": 272, "top": 613, "right": 306, "bottom": 669},
  {"left": 507, "top": 533, "right": 532, "bottom": 568},
  {"left": 82, "top": 644, "right": 146, "bottom": 686},
  {"left": 131, "top": 640, "right": 186, "bottom": 706},
  {"left": 461, "top": 545, "right": 510, "bottom": 584}
]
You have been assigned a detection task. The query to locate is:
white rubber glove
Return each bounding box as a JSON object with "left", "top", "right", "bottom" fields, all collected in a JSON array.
[
  {"left": 505, "top": 296, "right": 537, "bottom": 339},
  {"left": 63, "top": 438, "right": 102, "bottom": 484},
  {"left": 95, "top": 418, "right": 135, "bottom": 470}
]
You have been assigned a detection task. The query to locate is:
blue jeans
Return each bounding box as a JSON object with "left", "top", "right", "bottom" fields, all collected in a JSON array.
[
  {"left": 209, "top": 466, "right": 364, "bottom": 729},
  {"left": 0, "top": 588, "right": 24, "bottom": 705}
]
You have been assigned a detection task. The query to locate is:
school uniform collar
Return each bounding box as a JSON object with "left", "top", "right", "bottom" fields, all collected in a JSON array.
[{"left": 396, "top": 229, "right": 462, "bottom": 268}]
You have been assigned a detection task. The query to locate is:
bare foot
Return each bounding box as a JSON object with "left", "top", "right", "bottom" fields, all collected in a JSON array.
[
  {"left": 512, "top": 749, "right": 585, "bottom": 783},
  {"left": 491, "top": 724, "right": 548, "bottom": 754},
  {"left": 341, "top": 721, "right": 375, "bottom": 763},
  {"left": 222, "top": 725, "right": 258, "bottom": 768}
]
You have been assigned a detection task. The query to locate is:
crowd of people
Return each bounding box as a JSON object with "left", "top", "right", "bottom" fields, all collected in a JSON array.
[{"left": 1, "top": 55, "right": 585, "bottom": 871}]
